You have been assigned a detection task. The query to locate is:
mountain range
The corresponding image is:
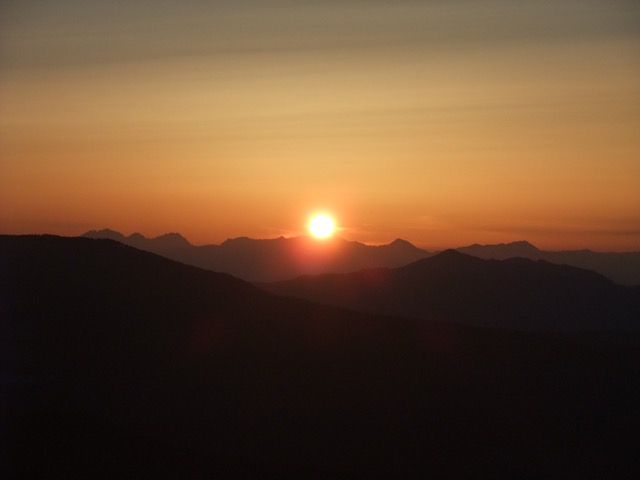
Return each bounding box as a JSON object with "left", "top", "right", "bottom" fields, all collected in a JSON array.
[
  {"left": 457, "top": 240, "right": 640, "bottom": 286},
  {"left": 81, "top": 229, "right": 430, "bottom": 282},
  {"left": 82, "top": 229, "right": 640, "bottom": 285},
  {"left": 2, "top": 234, "right": 639, "bottom": 476},
  {"left": 262, "top": 250, "right": 640, "bottom": 331}
]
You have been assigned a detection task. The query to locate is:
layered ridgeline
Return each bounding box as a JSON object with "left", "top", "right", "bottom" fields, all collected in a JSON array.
[
  {"left": 456, "top": 240, "right": 640, "bottom": 286},
  {"left": 262, "top": 250, "right": 640, "bottom": 332},
  {"left": 82, "top": 229, "right": 430, "bottom": 282},
  {"left": 2, "top": 235, "right": 639, "bottom": 476},
  {"left": 82, "top": 230, "right": 640, "bottom": 285}
]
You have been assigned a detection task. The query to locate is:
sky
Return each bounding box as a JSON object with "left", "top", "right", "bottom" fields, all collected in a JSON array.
[{"left": 1, "top": 0, "right": 639, "bottom": 251}]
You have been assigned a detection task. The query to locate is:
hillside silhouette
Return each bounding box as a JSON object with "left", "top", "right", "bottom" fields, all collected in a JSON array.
[
  {"left": 2, "top": 235, "right": 639, "bottom": 476},
  {"left": 83, "top": 230, "right": 640, "bottom": 285},
  {"left": 263, "top": 250, "right": 640, "bottom": 331},
  {"left": 82, "top": 229, "right": 430, "bottom": 281},
  {"left": 456, "top": 240, "right": 640, "bottom": 286}
]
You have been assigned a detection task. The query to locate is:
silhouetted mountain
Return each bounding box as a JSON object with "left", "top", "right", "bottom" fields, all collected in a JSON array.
[
  {"left": 2, "top": 235, "right": 639, "bottom": 477},
  {"left": 82, "top": 228, "right": 127, "bottom": 242},
  {"left": 83, "top": 229, "right": 192, "bottom": 253},
  {"left": 457, "top": 240, "right": 542, "bottom": 259},
  {"left": 82, "top": 230, "right": 640, "bottom": 285},
  {"left": 263, "top": 250, "right": 640, "bottom": 331},
  {"left": 456, "top": 241, "right": 640, "bottom": 286},
  {"left": 81, "top": 230, "right": 431, "bottom": 281}
]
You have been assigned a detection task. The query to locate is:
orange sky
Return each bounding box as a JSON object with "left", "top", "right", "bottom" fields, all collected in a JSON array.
[{"left": 1, "top": 1, "right": 639, "bottom": 251}]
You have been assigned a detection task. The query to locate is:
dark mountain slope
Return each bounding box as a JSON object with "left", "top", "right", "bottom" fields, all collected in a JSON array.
[
  {"left": 82, "top": 229, "right": 431, "bottom": 281},
  {"left": 457, "top": 240, "right": 543, "bottom": 259},
  {"left": 2, "top": 235, "right": 639, "bottom": 477},
  {"left": 456, "top": 240, "right": 640, "bottom": 285},
  {"left": 263, "top": 250, "right": 640, "bottom": 331}
]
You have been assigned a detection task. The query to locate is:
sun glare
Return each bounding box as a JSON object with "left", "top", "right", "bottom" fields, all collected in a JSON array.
[{"left": 309, "top": 214, "right": 335, "bottom": 239}]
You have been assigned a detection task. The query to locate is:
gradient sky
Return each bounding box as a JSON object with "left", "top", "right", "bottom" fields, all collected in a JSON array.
[{"left": 1, "top": 0, "right": 639, "bottom": 250}]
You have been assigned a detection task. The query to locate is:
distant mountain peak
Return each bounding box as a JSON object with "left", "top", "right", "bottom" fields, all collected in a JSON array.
[
  {"left": 389, "top": 238, "right": 417, "bottom": 248},
  {"left": 439, "top": 248, "right": 465, "bottom": 255},
  {"left": 82, "top": 229, "right": 126, "bottom": 241},
  {"left": 402, "top": 249, "right": 476, "bottom": 271},
  {"left": 156, "top": 232, "right": 189, "bottom": 241},
  {"left": 456, "top": 240, "right": 542, "bottom": 260},
  {"left": 431, "top": 249, "right": 476, "bottom": 260},
  {"left": 82, "top": 229, "right": 191, "bottom": 250},
  {"left": 461, "top": 240, "right": 538, "bottom": 249},
  {"left": 509, "top": 240, "right": 539, "bottom": 249},
  {"left": 222, "top": 236, "right": 253, "bottom": 244},
  {"left": 152, "top": 232, "right": 191, "bottom": 248}
]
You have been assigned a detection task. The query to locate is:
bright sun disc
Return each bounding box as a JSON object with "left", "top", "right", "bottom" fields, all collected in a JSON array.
[{"left": 309, "top": 214, "right": 335, "bottom": 238}]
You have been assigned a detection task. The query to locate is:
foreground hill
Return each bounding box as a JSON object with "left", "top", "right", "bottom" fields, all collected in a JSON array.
[
  {"left": 263, "top": 250, "right": 640, "bottom": 331},
  {"left": 2, "top": 235, "right": 639, "bottom": 476},
  {"left": 82, "top": 229, "right": 430, "bottom": 281}
]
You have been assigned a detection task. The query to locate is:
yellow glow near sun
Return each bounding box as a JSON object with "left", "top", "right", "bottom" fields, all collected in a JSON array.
[{"left": 309, "top": 214, "right": 335, "bottom": 238}]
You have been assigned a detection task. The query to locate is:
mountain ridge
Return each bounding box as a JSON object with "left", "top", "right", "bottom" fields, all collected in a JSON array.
[
  {"left": 80, "top": 229, "right": 431, "bottom": 282},
  {"left": 455, "top": 240, "right": 640, "bottom": 285},
  {"left": 80, "top": 229, "right": 640, "bottom": 285},
  {"left": 263, "top": 250, "right": 640, "bottom": 331}
]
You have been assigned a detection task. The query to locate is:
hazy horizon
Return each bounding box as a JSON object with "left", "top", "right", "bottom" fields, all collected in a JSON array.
[
  {"left": 4, "top": 226, "right": 640, "bottom": 254},
  {"left": 1, "top": 1, "right": 639, "bottom": 251}
]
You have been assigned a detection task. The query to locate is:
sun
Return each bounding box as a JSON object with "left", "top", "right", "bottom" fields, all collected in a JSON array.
[{"left": 309, "top": 214, "right": 335, "bottom": 239}]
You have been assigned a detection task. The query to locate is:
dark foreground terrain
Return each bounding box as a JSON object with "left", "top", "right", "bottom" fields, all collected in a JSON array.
[{"left": 1, "top": 235, "right": 639, "bottom": 477}]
